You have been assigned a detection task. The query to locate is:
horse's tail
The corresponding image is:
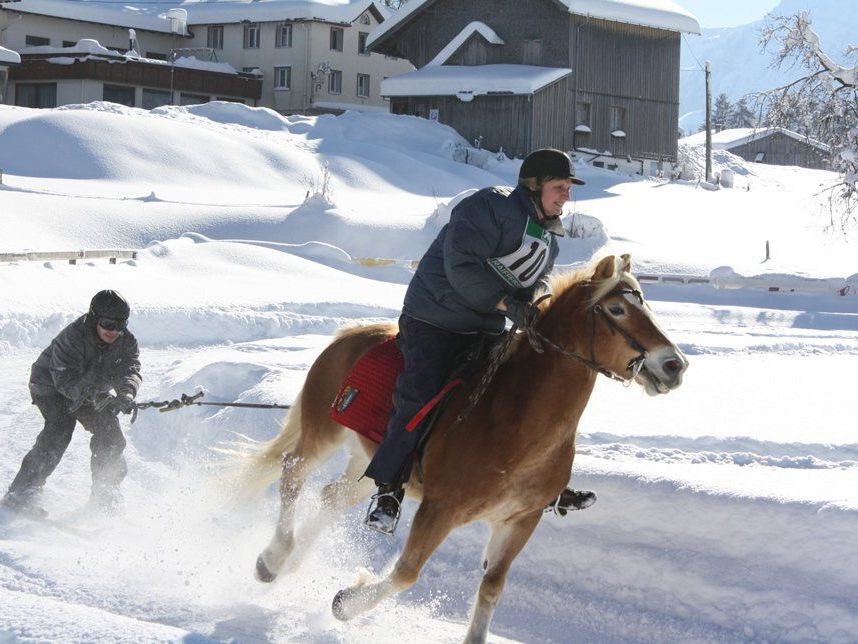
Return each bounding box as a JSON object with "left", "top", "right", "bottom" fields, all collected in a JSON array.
[{"left": 213, "top": 391, "right": 304, "bottom": 500}]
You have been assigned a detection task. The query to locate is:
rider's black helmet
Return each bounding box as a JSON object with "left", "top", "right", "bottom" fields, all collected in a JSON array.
[{"left": 519, "top": 148, "right": 585, "bottom": 185}]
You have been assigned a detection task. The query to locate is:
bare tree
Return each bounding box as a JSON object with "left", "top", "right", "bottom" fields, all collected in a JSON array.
[{"left": 759, "top": 12, "right": 858, "bottom": 233}]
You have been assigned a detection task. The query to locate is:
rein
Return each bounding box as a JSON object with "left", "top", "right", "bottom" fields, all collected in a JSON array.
[{"left": 455, "top": 284, "right": 648, "bottom": 423}]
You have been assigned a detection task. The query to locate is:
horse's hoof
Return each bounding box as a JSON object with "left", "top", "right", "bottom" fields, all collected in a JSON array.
[
  {"left": 255, "top": 555, "right": 277, "bottom": 583},
  {"left": 332, "top": 588, "right": 351, "bottom": 621}
]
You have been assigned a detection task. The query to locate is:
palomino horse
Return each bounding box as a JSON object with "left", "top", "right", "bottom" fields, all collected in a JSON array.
[{"left": 244, "top": 254, "right": 687, "bottom": 643}]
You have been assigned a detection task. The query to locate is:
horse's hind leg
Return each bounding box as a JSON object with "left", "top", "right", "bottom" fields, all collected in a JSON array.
[
  {"left": 464, "top": 512, "right": 541, "bottom": 644},
  {"left": 286, "top": 441, "right": 375, "bottom": 561},
  {"left": 332, "top": 499, "right": 455, "bottom": 621},
  {"left": 255, "top": 446, "right": 319, "bottom": 583}
]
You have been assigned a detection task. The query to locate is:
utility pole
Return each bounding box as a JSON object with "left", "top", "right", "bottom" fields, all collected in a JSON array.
[{"left": 704, "top": 60, "right": 712, "bottom": 183}]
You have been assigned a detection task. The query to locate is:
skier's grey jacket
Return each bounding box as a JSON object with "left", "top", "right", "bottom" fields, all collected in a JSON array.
[
  {"left": 29, "top": 315, "right": 142, "bottom": 408},
  {"left": 403, "top": 184, "right": 563, "bottom": 335}
]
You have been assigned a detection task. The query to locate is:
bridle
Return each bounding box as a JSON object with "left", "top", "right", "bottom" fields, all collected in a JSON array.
[
  {"left": 456, "top": 282, "right": 649, "bottom": 423},
  {"left": 526, "top": 283, "right": 649, "bottom": 384}
]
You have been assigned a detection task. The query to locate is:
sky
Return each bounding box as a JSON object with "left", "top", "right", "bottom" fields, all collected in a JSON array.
[
  {"left": 678, "top": 0, "right": 781, "bottom": 28},
  {"left": 0, "top": 101, "right": 856, "bottom": 642}
]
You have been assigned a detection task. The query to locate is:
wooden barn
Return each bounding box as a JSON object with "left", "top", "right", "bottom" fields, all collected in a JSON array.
[
  {"left": 701, "top": 127, "right": 831, "bottom": 170},
  {"left": 367, "top": 0, "right": 700, "bottom": 161}
]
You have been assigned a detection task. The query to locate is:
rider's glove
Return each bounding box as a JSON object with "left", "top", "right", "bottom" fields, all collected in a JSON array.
[
  {"left": 91, "top": 391, "right": 117, "bottom": 413},
  {"left": 113, "top": 391, "right": 136, "bottom": 415},
  {"left": 503, "top": 296, "right": 539, "bottom": 329}
]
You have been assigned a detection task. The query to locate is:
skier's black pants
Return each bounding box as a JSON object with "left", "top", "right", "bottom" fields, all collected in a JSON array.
[
  {"left": 7, "top": 393, "right": 127, "bottom": 499},
  {"left": 364, "top": 314, "right": 480, "bottom": 488}
]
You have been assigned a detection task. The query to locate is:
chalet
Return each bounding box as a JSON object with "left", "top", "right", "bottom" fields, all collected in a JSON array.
[
  {"left": 0, "top": 0, "right": 412, "bottom": 112},
  {"left": 682, "top": 127, "right": 831, "bottom": 170},
  {"left": 368, "top": 0, "right": 700, "bottom": 162}
]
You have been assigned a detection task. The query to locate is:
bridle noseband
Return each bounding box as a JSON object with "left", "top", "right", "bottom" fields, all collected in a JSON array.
[{"left": 525, "top": 284, "right": 648, "bottom": 384}]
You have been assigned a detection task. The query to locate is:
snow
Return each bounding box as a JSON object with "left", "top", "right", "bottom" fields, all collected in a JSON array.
[
  {"left": 426, "top": 21, "right": 505, "bottom": 67},
  {"left": 0, "top": 46, "right": 21, "bottom": 65},
  {"left": 369, "top": 0, "right": 699, "bottom": 48},
  {"left": 0, "top": 100, "right": 857, "bottom": 643},
  {"left": 681, "top": 127, "right": 831, "bottom": 153},
  {"left": 5, "top": 0, "right": 375, "bottom": 32},
  {"left": 381, "top": 64, "right": 572, "bottom": 98}
]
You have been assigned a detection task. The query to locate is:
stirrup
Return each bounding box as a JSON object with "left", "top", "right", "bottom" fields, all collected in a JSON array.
[
  {"left": 545, "top": 488, "right": 597, "bottom": 516},
  {"left": 364, "top": 488, "right": 403, "bottom": 535}
]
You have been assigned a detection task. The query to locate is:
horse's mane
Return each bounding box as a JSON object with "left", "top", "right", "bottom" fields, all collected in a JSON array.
[{"left": 546, "top": 256, "right": 641, "bottom": 310}]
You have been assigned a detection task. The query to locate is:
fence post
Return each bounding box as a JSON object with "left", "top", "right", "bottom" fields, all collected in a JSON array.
[{"left": 764, "top": 240, "right": 770, "bottom": 262}]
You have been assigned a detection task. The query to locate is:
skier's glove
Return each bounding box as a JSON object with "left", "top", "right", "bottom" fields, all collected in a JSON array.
[
  {"left": 503, "top": 296, "right": 539, "bottom": 329},
  {"left": 113, "top": 392, "right": 136, "bottom": 415},
  {"left": 91, "top": 392, "right": 117, "bottom": 413}
]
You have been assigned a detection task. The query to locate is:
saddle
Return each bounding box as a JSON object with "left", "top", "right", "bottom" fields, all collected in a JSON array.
[{"left": 329, "top": 335, "right": 493, "bottom": 445}]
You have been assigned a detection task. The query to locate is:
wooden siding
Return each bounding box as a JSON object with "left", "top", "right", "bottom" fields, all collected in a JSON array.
[
  {"left": 728, "top": 132, "right": 830, "bottom": 169},
  {"left": 570, "top": 17, "right": 680, "bottom": 160},
  {"left": 374, "top": 0, "right": 569, "bottom": 68},
  {"left": 531, "top": 76, "right": 570, "bottom": 151},
  {"left": 392, "top": 93, "right": 534, "bottom": 157}
]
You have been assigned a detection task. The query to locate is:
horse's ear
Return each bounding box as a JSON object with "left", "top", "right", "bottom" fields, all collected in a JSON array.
[
  {"left": 620, "top": 253, "right": 632, "bottom": 274},
  {"left": 593, "top": 255, "right": 617, "bottom": 281}
]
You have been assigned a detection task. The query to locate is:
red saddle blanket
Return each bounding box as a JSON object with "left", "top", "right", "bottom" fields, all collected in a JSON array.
[{"left": 329, "top": 337, "right": 463, "bottom": 444}]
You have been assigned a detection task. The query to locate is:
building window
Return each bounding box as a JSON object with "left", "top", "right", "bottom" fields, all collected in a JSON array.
[
  {"left": 25, "top": 35, "right": 50, "bottom": 47},
  {"left": 142, "top": 88, "right": 172, "bottom": 109},
  {"left": 274, "top": 66, "right": 292, "bottom": 89},
  {"left": 146, "top": 52, "right": 167, "bottom": 60},
  {"left": 276, "top": 22, "right": 293, "bottom": 48},
  {"left": 576, "top": 101, "right": 591, "bottom": 127},
  {"left": 522, "top": 38, "right": 542, "bottom": 65},
  {"left": 15, "top": 82, "right": 57, "bottom": 108},
  {"left": 243, "top": 22, "right": 260, "bottom": 49},
  {"left": 62, "top": 40, "right": 76, "bottom": 48},
  {"left": 755, "top": 152, "right": 766, "bottom": 162},
  {"left": 358, "top": 32, "right": 369, "bottom": 55},
  {"left": 357, "top": 73, "right": 370, "bottom": 97},
  {"left": 180, "top": 93, "right": 210, "bottom": 105},
  {"left": 207, "top": 25, "right": 224, "bottom": 50},
  {"left": 359, "top": 12, "right": 371, "bottom": 25},
  {"left": 103, "top": 84, "right": 136, "bottom": 107},
  {"left": 609, "top": 106, "right": 625, "bottom": 132},
  {"left": 328, "top": 69, "right": 342, "bottom": 94},
  {"left": 330, "top": 27, "right": 343, "bottom": 51}
]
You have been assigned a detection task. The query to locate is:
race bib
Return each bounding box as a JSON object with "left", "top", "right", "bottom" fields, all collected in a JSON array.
[{"left": 487, "top": 218, "right": 552, "bottom": 289}]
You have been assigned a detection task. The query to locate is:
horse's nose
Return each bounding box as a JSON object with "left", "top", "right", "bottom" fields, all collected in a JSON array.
[
  {"left": 660, "top": 353, "right": 688, "bottom": 388},
  {"left": 663, "top": 357, "right": 684, "bottom": 377}
]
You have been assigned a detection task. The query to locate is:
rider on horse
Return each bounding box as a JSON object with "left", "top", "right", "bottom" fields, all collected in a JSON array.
[{"left": 364, "top": 148, "right": 597, "bottom": 534}]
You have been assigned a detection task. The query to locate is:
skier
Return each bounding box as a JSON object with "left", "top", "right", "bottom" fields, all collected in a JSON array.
[
  {"left": 1, "top": 290, "right": 141, "bottom": 517},
  {"left": 364, "top": 148, "right": 597, "bottom": 534}
]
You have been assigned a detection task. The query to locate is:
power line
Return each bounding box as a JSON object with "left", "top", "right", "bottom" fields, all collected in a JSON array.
[{"left": 682, "top": 32, "right": 705, "bottom": 72}]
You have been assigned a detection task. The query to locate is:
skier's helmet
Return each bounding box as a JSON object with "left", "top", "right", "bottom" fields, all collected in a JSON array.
[
  {"left": 89, "top": 290, "right": 130, "bottom": 330},
  {"left": 519, "top": 149, "right": 585, "bottom": 185}
]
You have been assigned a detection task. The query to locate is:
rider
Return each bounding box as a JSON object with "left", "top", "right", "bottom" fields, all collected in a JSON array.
[
  {"left": 364, "top": 148, "right": 597, "bottom": 534},
  {"left": 1, "top": 289, "right": 141, "bottom": 517}
]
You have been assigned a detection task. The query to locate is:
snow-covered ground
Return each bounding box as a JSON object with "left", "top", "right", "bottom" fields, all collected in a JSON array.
[{"left": 1, "top": 102, "right": 856, "bottom": 643}]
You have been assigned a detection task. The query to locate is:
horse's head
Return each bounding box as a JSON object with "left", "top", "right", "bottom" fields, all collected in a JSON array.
[{"left": 543, "top": 254, "right": 688, "bottom": 395}]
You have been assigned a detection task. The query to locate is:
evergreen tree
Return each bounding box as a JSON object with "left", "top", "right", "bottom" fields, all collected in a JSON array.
[
  {"left": 712, "top": 93, "right": 733, "bottom": 131},
  {"left": 729, "top": 97, "right": 756, "bottom": 128}
]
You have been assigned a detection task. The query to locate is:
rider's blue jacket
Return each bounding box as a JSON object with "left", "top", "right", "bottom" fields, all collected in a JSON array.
[{"left": 402, "top": 184, "right": 563, "bottom": 335}]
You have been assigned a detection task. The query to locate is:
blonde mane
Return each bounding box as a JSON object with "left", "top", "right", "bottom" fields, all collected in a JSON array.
[{"left": 545, "top": 255, "right": 641, "bottom": 311}]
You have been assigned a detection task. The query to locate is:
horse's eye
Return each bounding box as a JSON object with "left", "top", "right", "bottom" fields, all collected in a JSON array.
[{"left": 608, "top": 304, "right": 625, "bottom": 316}]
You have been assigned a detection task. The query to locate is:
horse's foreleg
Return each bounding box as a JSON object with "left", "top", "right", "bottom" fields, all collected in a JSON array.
[
  {"left": 464, "top": 512, "right": 541, "bottom": 644},
  {"left": 332, "top": 500, "right": 455, "bottom": 621},
  {"left": 255, "top": 451, "right": 315, "bottom": 583}
]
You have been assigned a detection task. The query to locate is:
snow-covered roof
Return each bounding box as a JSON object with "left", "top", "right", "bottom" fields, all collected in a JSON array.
[
  {"left": 0, "top": 45, "right": 21, "bottom": 65},
  {"left": 426, "top": 21, "right": 504, "bottom": 67},
  {"left": 23, "top": 39, "right": 240, "bottom": 74},
  {"left": 3, "top": 0, "right": 379, "bottom": 32},
  {"left": 369, "top": 0, "right": 699, "bottom": 48},
  {"left": 681, "top": 127, "right": 831, "bottom": 154},
  {"left": 6, "top": 0, "right": 189, "bottom": 34},
  {"left": 176, "top": 0, "right": 377, "bottom": 25},
  {"left": 381, "top": 64, "right": 572, "bottom": 99}
]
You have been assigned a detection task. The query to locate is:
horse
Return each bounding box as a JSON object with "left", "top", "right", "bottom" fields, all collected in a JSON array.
[{"left": 239, "top": 254, "right": 688, "bottom": 644}]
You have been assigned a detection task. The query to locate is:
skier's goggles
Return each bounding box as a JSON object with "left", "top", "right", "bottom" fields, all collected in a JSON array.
[{"left": 97, "top": 317, "right": 127, "bottom": 332}]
